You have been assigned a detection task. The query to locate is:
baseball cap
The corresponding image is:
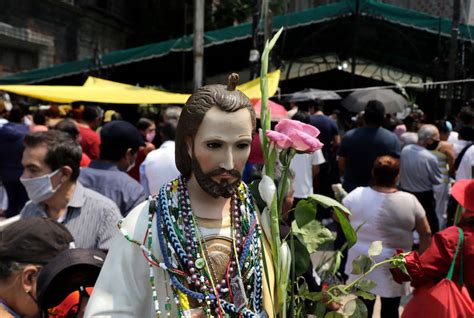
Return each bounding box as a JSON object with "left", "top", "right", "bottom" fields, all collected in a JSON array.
[
  {"left": 100, "top": 120, "right": 145, "bottom": 149},
  {"left": 0, "top": 217, "right": 74, "bottom": 264},
  {"left": 452, "top": 179, "right": 474, "bottom": 212},
  {"left": 37, "top": 248, "right": 106, "bottom": 310}
]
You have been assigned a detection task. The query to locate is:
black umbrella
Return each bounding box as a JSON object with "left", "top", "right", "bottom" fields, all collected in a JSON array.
[
  {"left": 341, "top": 88, "right": 408, "bottom": 113},
  {"left": 284, "top": 88, "right": 341, "bottom": 102}
]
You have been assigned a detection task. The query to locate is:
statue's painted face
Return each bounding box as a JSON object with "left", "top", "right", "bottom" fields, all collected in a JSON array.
[{"left": 191, "top": 106, "right": 253, "bottom": 198}]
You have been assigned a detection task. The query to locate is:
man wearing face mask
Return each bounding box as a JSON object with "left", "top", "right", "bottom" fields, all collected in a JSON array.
[
  {"left": 19, "top": 130, "right": 121, "bottom": 250},
  {"left": 79, "top": 120, "right": 147, "bottom": 216},
  {"left": 400, "top": 124, "right": 444, "bottom": 233}
]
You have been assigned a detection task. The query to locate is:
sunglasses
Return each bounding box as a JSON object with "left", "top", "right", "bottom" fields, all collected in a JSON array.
[{"left": 46, "top": 286, "right": 93, "bottom": 318}]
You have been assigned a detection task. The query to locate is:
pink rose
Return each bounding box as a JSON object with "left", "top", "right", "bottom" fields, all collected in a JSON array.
[{"left": 266, "top": 119, "right": 324, "bottom": 153}]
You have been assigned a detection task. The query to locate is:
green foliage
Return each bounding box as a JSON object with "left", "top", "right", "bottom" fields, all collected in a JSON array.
[
  {"left": 357, "top": 280, "right": 377, "bottom": 292},
  {"left": 248, "top": 179, "right": 266, "bottom": 211},
  {"left": 354, "top": 290, "right": 376, "bottom": 301},
  {"left": 307, "top": 194, "right": 357, "bottom": 249},
  {"left": 351, "top": 255, "right": 373, "bottom": 275},
  {"left": 368, "top": 241, "right": 383, "bottom": 257},
  {"left": 294, "top": 199, "right": 317, "bottom": 228},
  {"left": 308, "top": 194, "right": 351, "bottom": 215},
  {"left": 343, "top": 299, "right": 357, "bottom": 316},
  {"left": 292, "top": 237, "right": 312, "bottom": 277},
  {"left": 325, "top": 312, "right": 344, "bottom": 318},
  {"left": 350, "top": 299, "right": 369, "bottom": 318},
  {"left": 291, "top": 219, "right": 335, "bottom": 254}
]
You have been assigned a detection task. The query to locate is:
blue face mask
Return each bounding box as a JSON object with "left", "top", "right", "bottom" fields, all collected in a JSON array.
[{"left": 20, "top": 169, "right": 62, "bottom": 203}]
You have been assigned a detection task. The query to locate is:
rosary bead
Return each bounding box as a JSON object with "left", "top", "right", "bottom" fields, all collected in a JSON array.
[
  {"left": 200, "top": 285, "right": 208, "bottom": 292},
  {"left": 236, "top": 239, "right": 242, "bottom": 246},
  {"left": 215, "top": 284, "right": 221, "bottom": 292},
  {"left": 221, "top": 279, "right": 226, "bottom": 286},
  {"left": 187, "top": 260, "right": 194, "bottom": 267},
  {"left": 189, "top": 267, "right": 196, "bottom": 274},
  {"left": 191, "top": 274, "right": 198, "bottom": 281},
  {"left": 194, "top": 280, "right": 201, "bottom": 287}
]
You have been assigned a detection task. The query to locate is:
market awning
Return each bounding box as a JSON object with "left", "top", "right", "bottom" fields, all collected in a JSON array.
[
  {"left": 0, "top": 70, "right": 280, "bottom": 104},
  {"left": 1, "top": 0, "right": 473, "bottom": 84}
]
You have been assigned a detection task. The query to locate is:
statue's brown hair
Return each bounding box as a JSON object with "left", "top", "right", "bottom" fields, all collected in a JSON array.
[{"left": 175, "top": 73, "right": 256, "bottom": 178}]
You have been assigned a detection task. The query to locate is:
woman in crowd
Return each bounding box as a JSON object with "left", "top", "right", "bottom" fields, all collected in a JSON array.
[
  {"left": 128, "top": 118, "right": 156, "bottom": 181},
  {"left": 343, "top": 155, "right": 432, "bottom": 318}
]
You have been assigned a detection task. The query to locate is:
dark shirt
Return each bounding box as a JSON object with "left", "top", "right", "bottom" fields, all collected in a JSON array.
[
  {"left": 0, "top": 122, "right": 28, "bottom": 183},
  {"left": 309, "top": 114, "right": 339, "bottom": 159},
  {"left": 338, "top": 127, "right": 401, "bottom": 192},
  {"left": 79, "top": 161, "right": 146, "bottom": 216},
  {"left": 20, "top": 182, "right": 120, "bottom": 250}
]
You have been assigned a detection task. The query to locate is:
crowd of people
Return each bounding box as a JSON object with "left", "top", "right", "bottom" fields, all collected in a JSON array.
[{"left": 0, "top": 84, "right": 473, "bottom": 317}]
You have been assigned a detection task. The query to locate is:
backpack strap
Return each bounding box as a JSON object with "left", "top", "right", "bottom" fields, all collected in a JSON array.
[
  {"left": 454, "top": 143, "right": 472, "bottom": 171},
  {"left": 446, "top": 227, "right": 464, "bottom": 285}
]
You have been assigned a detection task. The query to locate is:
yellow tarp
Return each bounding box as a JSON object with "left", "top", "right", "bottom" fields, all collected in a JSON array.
[{"left": 0, "top": 70, "right": 280, "bottom": 104}]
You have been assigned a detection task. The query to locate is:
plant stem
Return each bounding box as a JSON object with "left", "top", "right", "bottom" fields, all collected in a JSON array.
[{"left": 340, "top": 259, "right": 395, "bottom": 293}]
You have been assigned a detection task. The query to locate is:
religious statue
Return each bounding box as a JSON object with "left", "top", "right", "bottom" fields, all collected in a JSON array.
[{"left": 85, "top": 74, "right": 275, "bottom": 317}]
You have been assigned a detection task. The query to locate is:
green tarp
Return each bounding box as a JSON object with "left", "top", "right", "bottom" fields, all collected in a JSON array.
[{"left": 1, "top": 0, "right": 473, "bottom": 84}]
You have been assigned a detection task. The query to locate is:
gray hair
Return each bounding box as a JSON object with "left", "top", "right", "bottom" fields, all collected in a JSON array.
[{"left": 418, "top": 124, "right": 438, "bottom": 142}]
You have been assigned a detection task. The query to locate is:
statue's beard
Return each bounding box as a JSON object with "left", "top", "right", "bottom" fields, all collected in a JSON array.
[{"left": 192, "top": 155, "right": 242, "bottom": 198}]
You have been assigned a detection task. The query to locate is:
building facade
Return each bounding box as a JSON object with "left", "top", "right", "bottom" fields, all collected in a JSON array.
[{"left": 0, "top": 0, "right": 133, "bottom": 76}]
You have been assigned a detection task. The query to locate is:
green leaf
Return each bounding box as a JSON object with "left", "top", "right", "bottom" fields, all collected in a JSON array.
[
  {"left": 295, "top": 200, "right": 317, "bottom": 228},
  {"left": 358, "top": 280, "right": 377, "bottom": 292},
  {"left": 266, "top": 27, "right": 284, "bottom": 52},
  {"left": 368, "top": 241, "right": 383, "bottom": 257},
  {"left": 325, "top": 312, "right": 344, "bottom": 318},
  {"left": 355, "top": 290, "right": 376, "bottom": 300},
  {"left": 343, "top": 299, "right": 357, "bottom": 316},
  {"left": 292, "top": 219, "right": 335, "bottom": 253},
  {"left": 332, "top": 251, "right": 343, "bottom": 276},
  {"left": 315, "top": 301, "right": 327, "bottom": 317},
  {"left": 308, "top": 194, "right": 351, "bottom": 215},
  {"left": 302, "top": 291, "right": 323, "bottom": 302},
  {"left": 292, "top": 237, "right": 312, "bottom": 276},
  {"left": 248, "top": 179, "right": 265, "bottom": 212},
  {"left": 333, "top": 207, "right": 357, "bottom": 249},
  {"left": 351, "top": 255, "right": 373, "bottom": 275},
  {"left": 350, "top": 299, "right": 369, "bottom": 318}
]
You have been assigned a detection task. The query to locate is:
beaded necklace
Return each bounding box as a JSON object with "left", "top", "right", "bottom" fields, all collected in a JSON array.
[{"left": 118, "top": 177, "right": 265, "bottom": 317}]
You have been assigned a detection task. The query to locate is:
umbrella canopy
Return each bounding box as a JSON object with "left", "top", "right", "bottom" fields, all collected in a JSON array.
[
  {"left": 284, "top": 88, "right": 341, "bottom": 102},
  {"left": 252, "top": 99, "right": 288, "bottom": 122},
  {"left": 341, "top": 88, "right": 408, "bottom": 113}
]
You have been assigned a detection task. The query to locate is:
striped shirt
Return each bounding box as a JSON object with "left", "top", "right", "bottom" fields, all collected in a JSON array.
[{"left": 20, "top": 182, "right": 121, "bottom": 250}]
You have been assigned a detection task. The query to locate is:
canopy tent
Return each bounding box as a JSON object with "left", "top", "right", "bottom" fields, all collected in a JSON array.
[
  {"left": 0, "top": 70, "right": 280, "bottom": 104},
  {"left": 1, "top": 0, "right": 473, "bottom": 85}
]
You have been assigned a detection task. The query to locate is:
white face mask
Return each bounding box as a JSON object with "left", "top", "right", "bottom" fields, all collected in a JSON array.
[{"left": 20, "top": 169, "right": 62, "bottom": 203}]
